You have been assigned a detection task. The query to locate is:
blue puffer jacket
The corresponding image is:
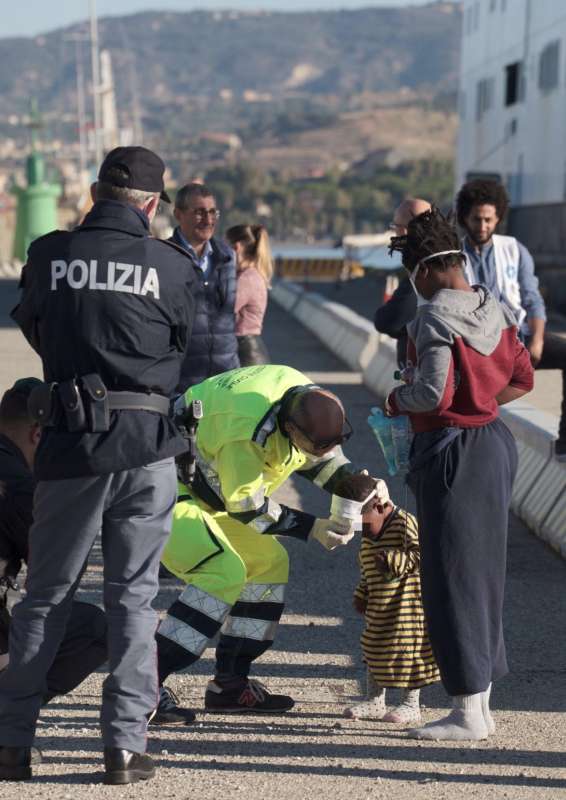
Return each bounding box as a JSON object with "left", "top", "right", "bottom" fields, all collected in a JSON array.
[{"left": 170, "top": 228, "right": 239, "bottom": 392}]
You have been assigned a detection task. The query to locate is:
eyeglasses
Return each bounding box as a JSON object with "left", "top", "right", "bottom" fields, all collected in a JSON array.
[
  {"left": 289, "top": 416, "right": 354, "bottom": 451},
  {"left": 191, "top": 208, "right": 220, "bottom": 220}
]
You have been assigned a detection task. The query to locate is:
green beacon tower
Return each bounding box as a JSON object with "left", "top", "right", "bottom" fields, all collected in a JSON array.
[{"left": 12, "top": 101, "right": 62, "bottom": 262}]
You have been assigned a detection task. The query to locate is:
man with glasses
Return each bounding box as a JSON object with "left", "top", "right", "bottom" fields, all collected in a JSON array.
[
  {"left": 170, "top": 183, "right": 239, "bottom": 392},
  {"left": 155, "top": 364, "right": 364, "bottom": 715}
]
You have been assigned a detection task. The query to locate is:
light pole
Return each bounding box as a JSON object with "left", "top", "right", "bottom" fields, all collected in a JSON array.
[
  {"left": 90, "top": 0, "right": 103, "bottom": 166},
  {"left": 64, "top": 30, "right": 89, "bottom": 179}
]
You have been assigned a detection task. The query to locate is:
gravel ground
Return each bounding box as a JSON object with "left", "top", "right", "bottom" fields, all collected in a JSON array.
[{"left": 1, "top": 287, "right": 565, "bottom": 797}]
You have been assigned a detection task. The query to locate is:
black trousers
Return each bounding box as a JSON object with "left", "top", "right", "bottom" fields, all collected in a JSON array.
[
  {"left": 237, "top": 335, "right": 270, "bottom": 367},
  {"left": 407, "top": 419, "right": 518, "bottom": 696}
]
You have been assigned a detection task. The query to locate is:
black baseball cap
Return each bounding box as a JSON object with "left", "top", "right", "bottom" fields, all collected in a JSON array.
[
  {"left": 6, "top": 377, "right": 43, "bottom": 398},
  {"left": 98, "top": 146, "right": 171, "bottom": 203}
]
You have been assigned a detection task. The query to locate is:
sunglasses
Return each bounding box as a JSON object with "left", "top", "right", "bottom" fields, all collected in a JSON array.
[{"left": 289, "top": 416, "right": 354, "bottom": 450}]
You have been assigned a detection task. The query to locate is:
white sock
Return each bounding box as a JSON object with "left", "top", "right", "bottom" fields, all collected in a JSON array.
[
  {"left": 481, "top": 683, "right": 495, "bottom": 734},
  {"left": 344, "top": 669, "right": 386, "bottom": 719},
  {"left": 382, "top": 688, "right": 421, "bottom": 724},
  {"left": 407, "top": 693, "right": 488, "bottom": 741},
  {"left": 402, "top": 688, "right": 421, "bottom": 711}
]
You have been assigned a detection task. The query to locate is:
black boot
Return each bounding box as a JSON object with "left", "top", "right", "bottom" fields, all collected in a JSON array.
[
  {"left": 103, "top": 747, "right": 156, "bottom": 785},
  {"left": 0, "top": 746, "right": 32, "bottom": 782}
]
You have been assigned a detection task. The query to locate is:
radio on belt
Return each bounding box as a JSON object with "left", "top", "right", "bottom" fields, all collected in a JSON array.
[{"left": 175, "top": 400, "right": 203, "bottom": 486}]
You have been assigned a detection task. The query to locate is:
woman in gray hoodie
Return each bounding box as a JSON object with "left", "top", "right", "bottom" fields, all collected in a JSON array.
[{"left": 386, "top": 208, "right": 533, "bottom": 742}]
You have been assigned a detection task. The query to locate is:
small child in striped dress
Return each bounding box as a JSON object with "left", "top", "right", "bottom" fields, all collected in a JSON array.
[{"left": 338, "top": 474, "right": 439, "bottom": 724}]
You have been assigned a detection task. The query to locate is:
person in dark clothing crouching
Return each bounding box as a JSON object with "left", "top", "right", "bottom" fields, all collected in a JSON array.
[
  {"left": 0, "top": 379, "right": 107, "bottom": 699},
  {"left": 386, "top": 209, "right": 534, "bottom": 742}
]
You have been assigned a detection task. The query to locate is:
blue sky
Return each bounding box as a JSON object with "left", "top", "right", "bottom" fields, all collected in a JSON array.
[{"left": 5, "top": 0, "right": 453, "bottom": 38}]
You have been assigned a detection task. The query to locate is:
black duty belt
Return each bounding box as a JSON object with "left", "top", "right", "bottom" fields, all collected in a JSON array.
[
  {"left": 107, "top": 391, "right": 170, "bottom": 415},
  {"left": 28, "top": 374, "right": 170, "bottom": 433}
]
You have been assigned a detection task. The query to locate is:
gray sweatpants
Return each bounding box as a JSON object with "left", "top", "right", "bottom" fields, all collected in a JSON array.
[{"left": 0, "top": 458, "right": 176, "bottom": 753}]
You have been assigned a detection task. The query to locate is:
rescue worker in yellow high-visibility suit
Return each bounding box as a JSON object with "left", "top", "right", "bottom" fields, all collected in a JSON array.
[{"left": 154, "top": 364, "right": 364, "bottom": 718}]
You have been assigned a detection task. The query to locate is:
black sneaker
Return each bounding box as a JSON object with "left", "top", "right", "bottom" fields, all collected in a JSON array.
[
  {"left": 103, "top": 747, "right": 155, "bottom": 785},
  {"left": 204, "top": 679, "right": 295, "bottom": 714},
  {"left": 555, "top": 440, "right": 566, "bottom": 461},
  {"left": 149, "top": 686, "right": 196, "bottom": 726}
]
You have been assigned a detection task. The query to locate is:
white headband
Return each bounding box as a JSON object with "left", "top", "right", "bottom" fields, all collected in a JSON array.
[{"left": 417, "top": 249, "right": 463, "bottom": 267}]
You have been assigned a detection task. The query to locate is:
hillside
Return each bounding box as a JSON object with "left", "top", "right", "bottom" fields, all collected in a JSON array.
[{"left": 0, "top": 3, "right": 460, "bottom": 179}]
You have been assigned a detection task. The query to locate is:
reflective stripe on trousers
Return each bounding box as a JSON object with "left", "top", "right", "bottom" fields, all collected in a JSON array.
[
  {"left": 158, "top": 584, "right": 231, "bottom": 661},
  {"left": 221, "top": 582, "right": 285, "bottom": 641}
]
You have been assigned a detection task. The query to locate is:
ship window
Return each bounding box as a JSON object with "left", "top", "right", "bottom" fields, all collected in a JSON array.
[
  {"left": 505, "top": 62, "right": 523, "bottom": 106},
  {"left": 476, "top": 77, "right": 495, "bottom": 121},
  {"left": 539, "top": 40, "right": 560, "bottom": 93}
]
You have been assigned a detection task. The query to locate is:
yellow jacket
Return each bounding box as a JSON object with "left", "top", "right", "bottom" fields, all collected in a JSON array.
[{"left": 176, "top": 365, "right": 354, "bottom": 538}]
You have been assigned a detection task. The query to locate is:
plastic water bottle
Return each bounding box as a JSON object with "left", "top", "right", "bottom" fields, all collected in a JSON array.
[
  {"left": 391, "top": 415, "right": 411, "bottom": 471},
  {"left": 367, "top": 407, "right": 398, "bottom": 476}
]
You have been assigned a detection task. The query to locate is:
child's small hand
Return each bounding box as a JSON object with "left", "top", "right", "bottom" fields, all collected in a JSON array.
[
  {"left": 353, "top": 596, "right": 367, "bottom": 614},
  {"left": 374, "top": 552, "right": 390, "bottom": 573}
]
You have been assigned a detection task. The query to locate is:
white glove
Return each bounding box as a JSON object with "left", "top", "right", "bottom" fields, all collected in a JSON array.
[{"left": 309, "top": 518, "right": 355, "bottom": 551}]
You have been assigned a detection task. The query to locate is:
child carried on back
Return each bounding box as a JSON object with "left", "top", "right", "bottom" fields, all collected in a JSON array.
[{"left": 334, "top": 473, "right": 439, "bottom": 724}]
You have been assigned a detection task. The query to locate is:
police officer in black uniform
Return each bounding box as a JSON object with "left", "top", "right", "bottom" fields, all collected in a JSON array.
[{"left": 0, "top": 147, "right": 196, "bottom": 785}]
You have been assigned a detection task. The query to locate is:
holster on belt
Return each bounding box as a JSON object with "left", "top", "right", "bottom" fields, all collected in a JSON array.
[
  {"left": 58, "top": 379, "right": 87, "bottom": 433},
  {"left": 81, "top": 374, "right": 110, "bottom": 432},
  {"left": 27, "top": 382, "right": 61, "bottom": 427},
  {"left": 29, "top": 374, "right": 167, "bottom": 434}
]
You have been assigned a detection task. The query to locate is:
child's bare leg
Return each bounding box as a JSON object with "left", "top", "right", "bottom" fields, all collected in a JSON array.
[
  {"left": 382, "top": 688, "right": 421, "bottom": 724},
  {"left": 344, "top": 667, "right": 386, "bottom": 719}
]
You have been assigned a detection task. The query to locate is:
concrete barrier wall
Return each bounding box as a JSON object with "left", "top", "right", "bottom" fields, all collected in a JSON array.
[{"left": 271, "top": 280, "right": 566, "bottom": 553}]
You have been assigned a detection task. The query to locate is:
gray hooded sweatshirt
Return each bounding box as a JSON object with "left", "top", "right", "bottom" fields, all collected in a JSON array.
[{"left": 388, "top": 287, "right": 533, "bottom": 433}]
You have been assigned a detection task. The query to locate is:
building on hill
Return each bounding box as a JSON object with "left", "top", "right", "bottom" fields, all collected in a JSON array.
[{"left": 456, "top": 0, "right": 566, "bottom": 312}]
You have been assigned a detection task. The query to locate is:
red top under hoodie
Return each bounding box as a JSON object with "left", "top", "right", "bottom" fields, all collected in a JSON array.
[{"left": 387, "top": 286, "right": 534, "bottom": 432}]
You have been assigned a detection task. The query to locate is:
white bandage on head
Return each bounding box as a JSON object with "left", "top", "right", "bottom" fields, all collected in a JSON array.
[
  {"left": 373, "top": 478, "right": 390, "bottom": 505},
  {"left": 330, "top": 478, "right": 390, "bottom": 530}
]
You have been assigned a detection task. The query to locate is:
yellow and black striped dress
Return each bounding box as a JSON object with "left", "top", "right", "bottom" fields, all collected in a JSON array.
[{"left": 354, "top": 507, "right": 439, "bottom": 689}]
